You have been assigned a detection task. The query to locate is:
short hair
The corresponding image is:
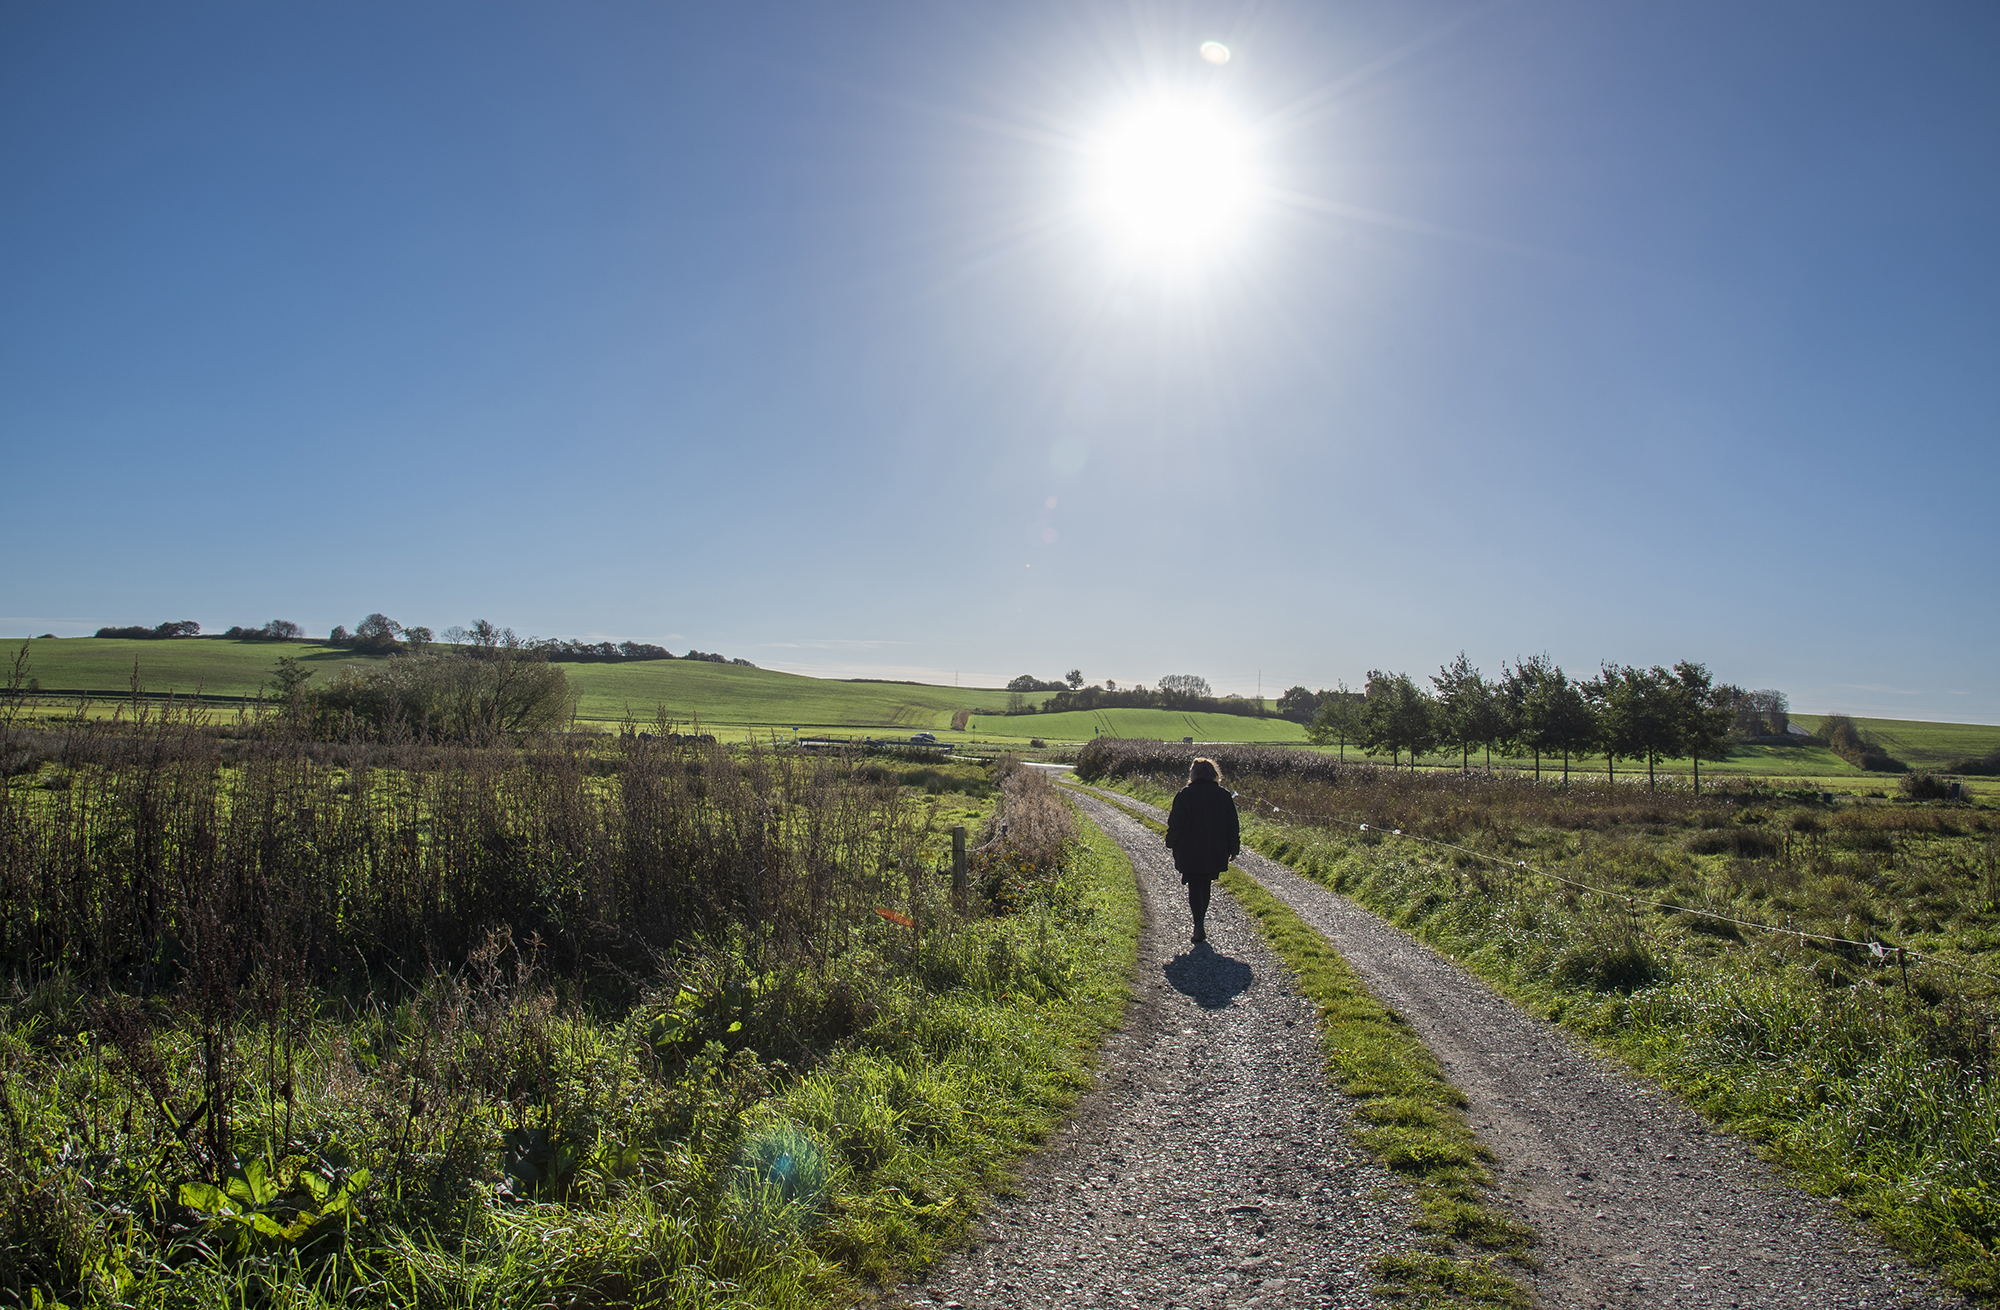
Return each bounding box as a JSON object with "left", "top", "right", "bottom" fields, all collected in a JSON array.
[{"left": 1190, "top": 757, "right": 1221, "bottom": 784}]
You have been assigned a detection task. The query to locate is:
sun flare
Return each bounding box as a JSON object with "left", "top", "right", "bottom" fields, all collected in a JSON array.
[{"left": 1085, "top": 96, "right": 1257, "bottom": 263}]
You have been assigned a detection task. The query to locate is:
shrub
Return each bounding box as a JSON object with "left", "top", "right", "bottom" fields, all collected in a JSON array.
[
  {"left": 1899, "top": 772, "right": 1956, "bottom": 801},
  {"left": 92, "top": 621, "right": 199, "bottom": 639},
  {"left": 973, "top": 758, "right": 1077, "bottom": 913},
  {"left": 1816, "top": 715, "right": 1907, "bottom": 773},
  {"left": 310, "top": 649, "right": 575, "bottom": 739}
]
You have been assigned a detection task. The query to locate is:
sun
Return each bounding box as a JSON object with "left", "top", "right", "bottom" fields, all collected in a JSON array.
[{"left": 1084, "top": 95, "right": 1258, "bottom": 263}]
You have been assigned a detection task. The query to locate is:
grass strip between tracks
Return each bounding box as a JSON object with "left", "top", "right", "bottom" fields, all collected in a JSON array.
[{"left": 1079, "top": 789, "right": 1536, "bottom": 1309}]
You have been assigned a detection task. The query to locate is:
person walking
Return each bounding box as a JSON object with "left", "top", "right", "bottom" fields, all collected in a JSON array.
[{"left": 1165, "top": 757, "right": 1240, "bottom": 944}]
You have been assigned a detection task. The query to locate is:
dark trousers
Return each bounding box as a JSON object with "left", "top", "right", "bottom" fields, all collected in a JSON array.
[{"left": 1187, "top": 877, "right": 1212, "bottom": 922}]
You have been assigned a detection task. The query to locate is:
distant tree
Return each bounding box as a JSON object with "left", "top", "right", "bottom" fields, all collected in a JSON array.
[
  {"left": 1672, "top": 661, "right": 1736, "bottom": 795},
  {"left": 1158, "top": 673, "right": 1212, "bottom": 699},
  {"left": 1503, "top": 656, "right": 1596, "bottom": 783},
  {"left": 1814, "top": 715, "right": 1907, "bottom": 773},
  {"left": 403, "top": 625, "right": 433, "bottom": 654},
  {"left": 1105, "top": 679, "right": 1117, "bottom": 692},
  {"left": 1584, "top": 666, "right": 1633, "bottom": 784},
  {"left": 265, "top": 619, "right": 302, "bottom": 641},
  {"left": 1357, "top": 671, "right": 1439, "bottom": 768},
  {"left": 94, "top": 621, "right": 200, "bottom": 639},
  {"left": 1306, "top": 682, "right": 1363, "bottom": 759},
  {"left": 1728, "top": 688, "right": 1791, "bottom": 739},
  {"left": 271, "top": 656, "right": 313, "bottom": 699},
  {"left": 1588, "top": 664, "right": 1688, "bottom": 790},
  {"left": 1432, "top": 653, "right": 1500, "bottom": 773},
  {"left": 1540, "top": 673, "right": 1598, "bottom": 785},
  {"left": 328, "top": 625, "right": 350, "bottom": 645},
  {"left": 1065, "top": 668, "right": 1084, "bottom": 690},
  {"left": 1277, "top": 685, "right": 1320, "bottom": 724},
  {"left": 1630, "top": 667, "right": 1686, "bottom": 791},
  {"left": 1500, "top": 655, "right": 1555, "bottom": 780},
  {"left": 353, "top": 613, "right": 404, "bottom": 655}
]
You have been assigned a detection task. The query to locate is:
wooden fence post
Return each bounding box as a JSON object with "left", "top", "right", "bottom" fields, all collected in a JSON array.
[{"left": 952, "top": 826, "right": 968, "bottom": 902}]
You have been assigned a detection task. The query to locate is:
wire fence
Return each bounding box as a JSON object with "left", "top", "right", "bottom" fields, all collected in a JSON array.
[{"left": 1078, "top": 775, "right": 1999, "bottom": 987}]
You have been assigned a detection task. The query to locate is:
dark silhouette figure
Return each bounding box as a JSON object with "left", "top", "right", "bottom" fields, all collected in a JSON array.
[
  {"left": 1163, "top": 948, "right": 1254, "bottom": 1009},
  {"left": 1164, "top": 757, "right": 1240, "bottom": 943}
]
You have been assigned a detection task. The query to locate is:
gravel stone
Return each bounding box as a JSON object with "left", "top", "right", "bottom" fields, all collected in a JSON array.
[
  {"left": 896, "top": 793, "right": 1413, "bottom": 1309},
  {"left": 1077, "top": 783, "right": 1972, "bottom": 1310}
]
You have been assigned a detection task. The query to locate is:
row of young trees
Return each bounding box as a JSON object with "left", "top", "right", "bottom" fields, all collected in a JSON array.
[{"left": 1303, "top": 654, "right": 1750, "bottom": 791}]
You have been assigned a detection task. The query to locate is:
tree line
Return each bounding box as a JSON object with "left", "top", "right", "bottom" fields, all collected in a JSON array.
[
  {"left": 87, "top": 614, "right": 752, "bottom": 666},
  {"left": 1292, "top": 655, "right": 1789, "bottom": 792},
  {"left": 1002, "top": 671, "right": 1268, "bottom": 720}
]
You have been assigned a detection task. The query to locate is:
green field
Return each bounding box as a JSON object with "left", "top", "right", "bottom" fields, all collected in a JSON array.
[
  {"left": 12, "top": 639, "right": 1998, "bottom": 765},
  {"left": 559, "top": 661, "right": 997, "bottom": 729},
  {"left": 968, "top": 707, "right": 1308, "bottom": 743},
  {"left": 4, "top": 636, "right": 356, "bottom": 698},
  {"left": 5, "top": 638, "right": 1023, "bottom": 729},
  {"left": 3, "top": 638, "right": 1315, "bottom": 744},
  {"left": 1788, "top": 713, "right": 2000, "bottom": 772}
]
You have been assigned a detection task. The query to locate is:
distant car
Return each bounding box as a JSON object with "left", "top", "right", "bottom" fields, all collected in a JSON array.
[{"left": 910, "top": 732, "right": 938, "bottom": 743}]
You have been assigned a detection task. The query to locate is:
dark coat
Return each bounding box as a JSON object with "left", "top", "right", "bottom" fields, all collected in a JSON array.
[{"left": 1165, "top": 779, "right": 1241, "bottom": 882}]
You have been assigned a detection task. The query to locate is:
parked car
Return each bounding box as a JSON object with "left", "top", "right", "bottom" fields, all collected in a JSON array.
[{"left": 910, "top": 732, "right": 938, "bottom": 743}]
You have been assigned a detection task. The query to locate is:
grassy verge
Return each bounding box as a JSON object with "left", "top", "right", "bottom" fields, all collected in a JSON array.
[
  {"left": 0, "top": 800, "right": 1138, "bottom": 1308},
  {"left": 1076, "top": 788, "right": 1532, "bottom": 1308}
]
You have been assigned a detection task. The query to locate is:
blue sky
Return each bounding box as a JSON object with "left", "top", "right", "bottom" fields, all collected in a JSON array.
[{"left": 3, "top": 2, "right": 1995, "bottom": 720}]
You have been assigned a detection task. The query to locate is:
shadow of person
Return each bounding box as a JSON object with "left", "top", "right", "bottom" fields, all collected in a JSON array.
[{"left": 1163, "top": 945, "right": 1254, "bottom": 1010}]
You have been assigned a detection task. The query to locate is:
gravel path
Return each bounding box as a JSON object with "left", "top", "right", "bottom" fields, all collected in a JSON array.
[
  {"left": 1076, "top": 783, "right": 1970, "bottom": 1310},
  {"left": 897, "top": 793, "right": 1413, "bottom": 1310}
]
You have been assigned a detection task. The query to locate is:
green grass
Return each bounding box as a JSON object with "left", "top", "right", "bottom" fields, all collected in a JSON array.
[
  {"left": 559, "top": 662, "right": 994, "bottom": 730},
  {"left": 1789, "top": 714, "right": 2000, "bottom": 772},
  {"left": 4, "top": 636, "right": 366, "bottom": 699},
  {"left": 0, "top": 800, "right": 1142, "bottom": 1309},
  {"left": 967, "top": 708, "right": 1306, "bottom": 744},
  {"left": 3, "top": 637, "right": 1031, "bottom": 730}
]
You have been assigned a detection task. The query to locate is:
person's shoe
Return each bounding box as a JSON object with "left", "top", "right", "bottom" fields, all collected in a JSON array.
[{"left": 1192, "top": 925, "right": 1206, "bottom": 943}]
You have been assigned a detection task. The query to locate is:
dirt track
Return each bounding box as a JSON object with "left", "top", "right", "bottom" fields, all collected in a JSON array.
[
  {"left": 899, "top": 791, "right": 1413, "bottom": 1309},
  {"left": 1070, "top": 782, "right": 1969, "bottom": 1310}
]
